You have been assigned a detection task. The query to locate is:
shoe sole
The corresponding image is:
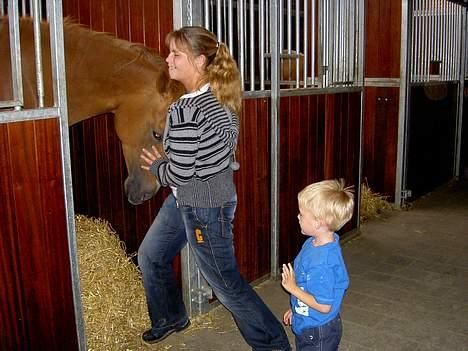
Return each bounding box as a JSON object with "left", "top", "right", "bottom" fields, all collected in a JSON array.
[{"left": 142, "top": 320, "right": 191, "bottom": 345}]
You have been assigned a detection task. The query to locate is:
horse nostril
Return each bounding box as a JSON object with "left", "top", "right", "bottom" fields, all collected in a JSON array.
[{"left": 152, "top": 130, "right": 163, "bottom": 142}]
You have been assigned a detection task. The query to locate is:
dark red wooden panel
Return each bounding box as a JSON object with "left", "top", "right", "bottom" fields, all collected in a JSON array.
[
  {"left": 234, "top": 98, "right": 272, "bottom": 281},
  {"left": 279, "top": 93, "right": 361, "bottom": 265},
  {"left": 365, "top": 0, "right": 401, "bottom": 78},
  {"left": 362, "top": 87, "right": 399, "bottom": 199},
  {"left": 0, "top": 119, "right": 78, "bottom": 350}
]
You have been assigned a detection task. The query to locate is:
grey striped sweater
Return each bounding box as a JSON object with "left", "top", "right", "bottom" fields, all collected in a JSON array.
[{"left": 150, "top": 84, "right": 239, "bottom": 207}]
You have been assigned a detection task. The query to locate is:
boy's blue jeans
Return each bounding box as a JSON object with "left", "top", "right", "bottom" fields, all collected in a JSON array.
[
  {"left": 138, "top": 194, "right": 291, "bottom": 351},
  {"left": 295, "top": 314, "right": 342, "bottom": 351}
]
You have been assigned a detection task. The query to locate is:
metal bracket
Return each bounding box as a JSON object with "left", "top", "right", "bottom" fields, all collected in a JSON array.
[{"left": 401, "top": 189, "right": 412, "bottom": 199}]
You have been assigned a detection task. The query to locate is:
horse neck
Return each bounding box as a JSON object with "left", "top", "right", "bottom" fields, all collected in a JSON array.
[{"left": 64, "top": 25, "right": 158, "bottom": 125}]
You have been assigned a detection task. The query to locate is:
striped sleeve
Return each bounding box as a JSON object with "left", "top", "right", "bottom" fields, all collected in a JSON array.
[{"left": 150, "top": 105, "right": 201, "bottom": 187}]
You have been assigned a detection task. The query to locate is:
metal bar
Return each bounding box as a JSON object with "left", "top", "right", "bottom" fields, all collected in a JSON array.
[
  {"left": 295, "top": 0, "right": 300, "bottom": 88},
  {"left": 429, "top": 0, "right": 433, "bottom": 79},
  {"left": 305, "top": 0, "right": 310, "bottom": 87},
  {"left": 22, "top": 0, "right": 27, "bottom": 16},
  {"left": 443, "top": 0, "right": 448, "bottom": 79},
  {"left": 32, "top": 0, "right": 45, "bottom": 107},
  {"left": 250, "top": 0, "right": 255, "bottom": 90},
  {"left": 424, "top": 0, "right": 429, "bottom": 81},
  {"left": 228, "top": 0, "right": 233, "bottom": 55},
  {"left": 357, "top": 0, "right": 365, "bottom": 84},
  {"left": 260, "top": 0, "right": 265, "bottom": 90},
  {"left": 286, "top": 0, "right": 291, "bottom": 86},
  {"left": 328, "top": 0, "right": 334, "bottom": 86},
  {"left": 454, "top": 8, "right": 466, "bottom": 177},
  {"left": 396, "top": 0, "right": 411, "bottom": 207},
  {"left": 1, "top": 0, "right": 4, "bottom": 16},
  {"left": 239, "top": 0, "right": 245, "bottom": 87},
  {"left": 216, "top": 0, "right": 222, "bottom": 39},
  {"left": 317, "top": 0, "right": 323, "bottom": 87},
  {"left": 0, "top": 107, "right": 60, "bottom": 123},
  {"left": 45, "top": 0, "right": 85, "bottom": 348},
  {"left": 270, "top": 0, "right": 280, "bottom": 278},
  {"left": 8, "top": 0, "right": 24, "bottom": 110},
  {"left": 204, "top": 0, "right": 210, "bottom": 28}
]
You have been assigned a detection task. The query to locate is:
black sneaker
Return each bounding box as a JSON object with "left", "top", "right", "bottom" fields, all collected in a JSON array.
[{"left": 142, "top": 319, "right": 191, "bottom": 344}]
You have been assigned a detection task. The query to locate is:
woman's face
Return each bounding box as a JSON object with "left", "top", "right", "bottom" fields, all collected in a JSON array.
[{"left": 166, "top": 40, "right": 203, "bottom": 92}]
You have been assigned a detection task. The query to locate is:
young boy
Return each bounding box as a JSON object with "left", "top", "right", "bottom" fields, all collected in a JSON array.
[{"left": 281, "top": 179, "right": 354, "bottom": 351}]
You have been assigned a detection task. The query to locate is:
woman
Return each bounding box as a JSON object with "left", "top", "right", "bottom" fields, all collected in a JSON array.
[{"left": 139, "top": 26, "right": 291, "bottom": 350}]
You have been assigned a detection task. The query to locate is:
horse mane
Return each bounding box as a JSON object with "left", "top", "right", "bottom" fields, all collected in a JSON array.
[{"left": 62, "top": 17, "right": 166, "bottom": 69}]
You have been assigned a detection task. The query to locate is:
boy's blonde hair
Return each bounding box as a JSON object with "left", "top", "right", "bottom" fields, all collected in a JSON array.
[
  {"left": 165, "top": 26, "right": 242, "bottom": 116},
  {"left": 298, "top": 179, "right": 354, "bottom": 231}
]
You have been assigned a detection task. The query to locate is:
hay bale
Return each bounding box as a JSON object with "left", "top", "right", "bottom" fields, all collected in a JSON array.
[
  {"left": 75, "top": 215, "right": 151, "bottom": 350},
  {"left": 360, "top": 183, "right": 393, "bottom": 223}
]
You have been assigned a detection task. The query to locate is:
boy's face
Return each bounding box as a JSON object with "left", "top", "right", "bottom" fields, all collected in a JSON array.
[{"left": 297, "top": 207, "right": 319, "bottom": 236}]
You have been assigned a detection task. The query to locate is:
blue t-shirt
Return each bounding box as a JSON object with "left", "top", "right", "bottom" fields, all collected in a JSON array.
[{"left": 291, "top": 233, "right": 349, "bottom": 334}]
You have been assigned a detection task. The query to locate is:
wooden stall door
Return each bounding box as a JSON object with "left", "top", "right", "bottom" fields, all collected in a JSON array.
[{"left": 0, "top": 119, "right": 79, "bottom": 351}]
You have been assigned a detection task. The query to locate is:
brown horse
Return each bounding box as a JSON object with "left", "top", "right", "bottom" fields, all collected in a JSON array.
[{"left": 0, "top": 16, "right": 183, "bottom": 204}]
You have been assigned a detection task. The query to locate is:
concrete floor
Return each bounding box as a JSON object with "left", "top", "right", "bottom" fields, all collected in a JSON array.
[{"left": 149, "top": 180, "right": 468, "bottom": 351}]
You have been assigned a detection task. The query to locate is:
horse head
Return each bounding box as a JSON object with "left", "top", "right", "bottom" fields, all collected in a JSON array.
[{"left": 113, "top": 76, "right": 184, "bottom": 205}]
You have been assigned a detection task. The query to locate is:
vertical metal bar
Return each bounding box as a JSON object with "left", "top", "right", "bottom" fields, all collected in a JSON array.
[
  {"left": 451, "top": 2, "right": 455, "bottom": 80},
  {"left": 357, "top": 0, "right": 365, "bottom": 84},
  {"left": 350, "top": 0, "right": 357, "bottom": 84},
  {"left": 238, "top": 0, "right": 245, "bottom": 87},
  {"left": 419, "top": 0, "right": 424, "bottom": 81},
  {"left": 228, "top": 0, "right": 233, "bottom": 51},
  {"left": 442, "top": 1, "right": 449, "bottom": 80},
  {"left": 328, "top": 0, "right": 334, "bottom": 86},
  {"left": 1, "top": 0, "right": 4, "bottom": 16},
  {"left": 270, "top": 0, "right": 280, "bottom": 278},
  {"left": 335, "top": 0, "right": 340, "bottom": 83},
  {"left": 260, "top": 0, "right": 265, "bottom": 90},
  {"left": 318, "top": 0, "right": 323, "bottom": 87},
  {"left": 395, "top": 0, "right": 411, "bottom": 207},
  {"left": 45, "top": 0, "right": 85, "bottom": 348},
  {"left": 8, "top": 0, "right": 24, "bottom": 109},
  {"left": 454, "top": 8, "right": 466, "bottom": 177},
  {"left": 22, "top": 0, "right": 27, "bottom": 16},
  {"left": 250, "top": 0, "right": 255, "bottom": 90},
  {"left": 285, "top": 0, "right": 291, "bottom": 86},
  {"left": 435, "top": 0, "right": 439, "bottom": 79},
  {"left": 204, "top": 0, "right": 210, "bottom": 29},
  {"left": 423, "top": 0, "right": 428, "bottom": 81},
  {"left": 305, "top": 0, "right": 310, "bottom": 87},
  {"left": 279, "top": 0, "right": 283, "bottom": 53},
  {"left": 32, "top": 0, "right": 45, "bottom": 107},
  {"left": 295, "top": 0, "right": 300, "bottom": 88},
  {"left": 216, "top": 0, "right": 222, "bottom": 39},
  {"left": 429, "top": 0, "right": 433, "bottom": 79}
]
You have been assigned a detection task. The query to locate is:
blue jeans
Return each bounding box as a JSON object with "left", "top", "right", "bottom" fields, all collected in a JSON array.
[
  {"left": 295, "top": 314, "right": 342, "bottom": 351},
  {"left": 138, "top": 194, "right": 291, "bottom": 351}
]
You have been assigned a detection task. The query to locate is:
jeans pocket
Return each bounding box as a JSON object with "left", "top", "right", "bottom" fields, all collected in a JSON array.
[{"left": 219, "top": 200, "right": 236, "bottom": 239}]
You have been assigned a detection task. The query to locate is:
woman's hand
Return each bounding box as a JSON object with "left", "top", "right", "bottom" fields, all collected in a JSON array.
[
  {"left": 281, "top": 263, "right": 297, "bottom": 294},
  {"left": 283, "top": 308, "right": 292, "bottom": 326},
  {"left": 140, "top": 146, "right": 162, "bottom": 170}
]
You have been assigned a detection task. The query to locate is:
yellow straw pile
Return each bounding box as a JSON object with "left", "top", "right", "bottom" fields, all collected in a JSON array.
[
  {"left": 360, "top": 183, "right": 393, "bottom": 223},
  {"left": 75, "top": 215, "right": 151, "bottom": 350}
]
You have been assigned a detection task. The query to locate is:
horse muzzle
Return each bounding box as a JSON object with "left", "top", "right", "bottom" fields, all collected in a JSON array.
[{"left": 124, "top": 176, "right": 160, "bottom": 205}]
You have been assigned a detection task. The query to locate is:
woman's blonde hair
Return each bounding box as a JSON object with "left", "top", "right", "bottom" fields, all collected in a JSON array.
[
  {"left": 298, "top": 179, "right": 355, "bottom": 231},
  {"left": 165, "top": 26, "right": 242, "bottom": 116}
]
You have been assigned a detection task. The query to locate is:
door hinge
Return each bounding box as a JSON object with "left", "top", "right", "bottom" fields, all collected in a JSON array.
[{"left": 401, "top": 189, "right": 412, "bottom": 199}]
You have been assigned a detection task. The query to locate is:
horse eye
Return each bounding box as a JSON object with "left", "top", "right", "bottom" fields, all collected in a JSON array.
[{"left": 152, "top": 130, "right": 162, "bottom": 141}]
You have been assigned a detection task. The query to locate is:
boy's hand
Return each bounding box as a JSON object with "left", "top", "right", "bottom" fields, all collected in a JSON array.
[
  {"left": 281, "top": 263, "right": 297, "bottom": 294},
  {"left": 283, "top": 308, "right": 292, "bottom": 326}
]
